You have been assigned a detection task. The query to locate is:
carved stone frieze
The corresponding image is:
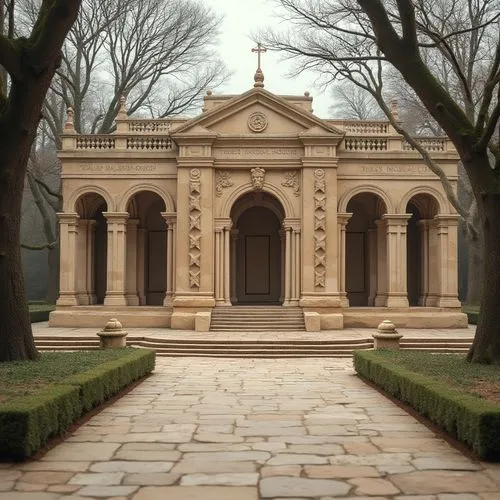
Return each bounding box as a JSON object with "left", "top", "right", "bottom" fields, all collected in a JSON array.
[
  {"left": 188, "top": 168, "right": 202, "bottom": 288},
  {"left": 313, "top": 169, "right": 326, "bottom": 288},
  {"left": 281, "top": 170, "right": 300, "bottom": 196},
  {"left": 215, "top": 170, "right": 234, "bottom": 197},
  {"left": 250, "top": 167, "right": 266, "bottom": 191}
]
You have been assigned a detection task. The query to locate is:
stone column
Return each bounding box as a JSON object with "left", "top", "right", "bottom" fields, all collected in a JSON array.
[
  {"left": 214, "top": 224, "right": 223, "bottom": 304},
  {"left": 126, "top": 219, "right": 140, "bottom": 306},
  {"left": 56, "top": 213, "right": 79, "bottom": 306},
  {"left": 230, "top": 229, "right": 239, "bottom": 304},
  {"left": 367, "top": 228, "right": 378, "bottom": 306},
  {"left": 279, "top": 229, "right": 285, "bottom": 304},
  {"left": 374, "top": 219, "right": 387, "bottom": 306},
  {"left": 293, "top": 227, "right": 301, "bottom": 302},
  {"left": 76, "top": 219, "right": 90, "bottom": 305},
  {"left": 382, "top": 214, "right": 411, "bottom": 308},
  {"left": 426, "top": 220, "right": 439, "bottom": 306},
  {"left": 162, "top": 213, "right": 177, "bottom": 307},
  {"left": 417, "top": 219, "right": 430, "bottom": 306},
  {"left": 223, "top": 223, "right": 232, "bottom": 305},
  {"left": 136, "top": 227, "right": 146, "bottom": 305},
  {"left": 283, "top": 224, "right": 292, "bottom": 306},
  {"left": 103, "top": 212, "right": 129, "bottom": 306},
  {"left": 337, "top": 213, "right": 352, "bottom": 307},
  {"left": 435, "top": 214, "right": 461, "bottom": 307}
]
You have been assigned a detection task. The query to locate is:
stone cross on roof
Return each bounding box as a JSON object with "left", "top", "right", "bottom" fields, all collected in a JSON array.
[{"left": 252, "top": 43, "right": 267, "bottom": 88}]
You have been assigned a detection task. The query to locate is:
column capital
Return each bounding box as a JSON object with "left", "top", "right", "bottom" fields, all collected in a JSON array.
[
  {"left": 103, "top": 212, "right": 129, "bottom": 224},
  {"left": 337, "top": 212, "right": 353, "bottom": 226},
  {"left": 57, "top": 212, "right": 79, "bottom": 225},
  {"left": 161, "top": 212, "right": 177, "bottom": 227},
  {"left": 434, "top": 214, "right": 460, "bottom": 227},
  {"left": 381, "top": 213, "right": 412, "bottom": 225},
  {"left": 127, "top": 218, "right": 140, "bottom": 228},
  {"left": 283, "top": 217, "right": 301, "bottom": 231},
  {"left": 214, "top": 217, "right": 232, "bottom": 232}
]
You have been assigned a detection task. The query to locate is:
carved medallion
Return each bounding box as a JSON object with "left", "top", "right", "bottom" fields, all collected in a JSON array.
[
  {"left": 215, "top": 170, "right": 234, "bottom": 197},
  {"left": 250, "top": 167, "right": 266, "bottom": 191},
  {"left": 282, "top": 170, "right": 301, "bottom": 196},
  {"left": 247, "top": 111, "right": 268, "bottom": 133},
  {"left": 313, "top": 169, "right": 327, "bottom": 288}
]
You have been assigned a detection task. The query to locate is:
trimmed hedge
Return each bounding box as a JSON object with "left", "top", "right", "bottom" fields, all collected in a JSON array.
[
  {"left": 354, "top": 350, "right": 500, "bottom": 461},
  {"left": 0, "top": 348, "right": 155, "bottom": 460},
  {"left": 29, "top": 304, "right": 55, "bottom": 323}
]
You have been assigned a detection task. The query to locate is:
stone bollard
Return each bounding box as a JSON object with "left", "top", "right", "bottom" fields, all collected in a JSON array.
[
  {"left": 97, "top": 318, "right": 128, "bottom": 348},
  {"left": 372, "top": 319, "right": 403, "bottom": 349}
]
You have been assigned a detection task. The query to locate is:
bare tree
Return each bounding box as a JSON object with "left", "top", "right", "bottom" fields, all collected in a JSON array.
[
  {"left": 330, "top": 80, "right": 384, "bottom": 119},
  {"left": 0, "top": 0, "right": 81, "bottom": 362},
  {"left": 263, "top": 0, "right": 500, "bottom": 363}
]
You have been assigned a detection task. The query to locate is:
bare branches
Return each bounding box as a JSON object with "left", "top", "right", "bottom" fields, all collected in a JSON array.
[{"left": 0, "top": 35, "right": 22, "bottom": 81}]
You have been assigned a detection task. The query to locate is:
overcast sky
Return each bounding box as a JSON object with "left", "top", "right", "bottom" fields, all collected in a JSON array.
[{"left": 209, "top": 0, "right": 331, "bottom": 117}]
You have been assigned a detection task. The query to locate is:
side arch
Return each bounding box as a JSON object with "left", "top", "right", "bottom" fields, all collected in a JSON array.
[
  {"left": 220, "top": 182, "right": 295, "bottom": 219},
  {"left": 338, "top": 184, "right": 394, "bottom": 213},
  {"left": 118, "top": 183, "right": 175, "bottom": 213},
  {"left": 66, "top": 185, "right": 114, "bottom": 213},
  {"left": 398, "top": 185, "right": 448, "bottom": 214}
]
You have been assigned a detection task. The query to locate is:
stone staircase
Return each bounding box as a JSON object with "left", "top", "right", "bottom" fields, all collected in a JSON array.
[
  {"left": 210, "top": 306, "right": 306, "bottom": 331},
  {"left": 33, "top": 335, "right": 473, "bottom": 358}
]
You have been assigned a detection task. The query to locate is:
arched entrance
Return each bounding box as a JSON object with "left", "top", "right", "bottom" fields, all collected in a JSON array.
[
  {"left": 406, "top": 194, "right": 439, "bottom": 306},
  {"left": 126, "top": 191, "right": 167, "bottom": 306},
  {"left": 345, "top": 192, "right": 387, "bottom": 306},
  {"left": 230, "top": 193, "right": 284, "bottom": 304},
  {"left": 75, "top": 192, "right": 108, "bottom": 304}
]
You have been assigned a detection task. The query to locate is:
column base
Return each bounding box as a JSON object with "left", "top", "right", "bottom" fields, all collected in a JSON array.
[
  {"left": 339, "top": 293, "right": 350, "bottom": 307},
  {"left": 56, "top": 293, "right": 79, "bottom": 306},
  {"left": 299, "top": 294, "right": 342, "bottom": 308},
  {"left": 77, "top": 293, "right": 90, "bottom": 305},
  {"left": 385, "top": 294, "right": 409, "bottom": 308},
  {"left": 436, "top": 296, "right": 462, "bottom": 308},
  {"left": 104, "top": 293, "right": 128, "bottom": 306},
  {"left": 163, "top": 293, "right": 174, "bottom": 307},
  {"left": 374, "top": 294, "right": 387, "bottom": 307},
  {"left": 127, "top": 294, "right": 140, "bottom": 306},
  {"left": 424, "top": 294, "right": 439, "bottom": 306}
]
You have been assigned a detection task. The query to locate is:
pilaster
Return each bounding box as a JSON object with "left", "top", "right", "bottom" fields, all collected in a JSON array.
[
  {"left": 337, "top": 212, "right": 352, "bottom": 307},
  {"left": 126, "top": 219, "right": 140, "bottom": 306},
  {"left": 162, "top": 213, "right": 177, "bottom": 307},
  {"left": 103, "top": 212, "right": 129, "bottom": 306},
  {"left": 56, "top": 212, "right": 80, "bottom": 306}
]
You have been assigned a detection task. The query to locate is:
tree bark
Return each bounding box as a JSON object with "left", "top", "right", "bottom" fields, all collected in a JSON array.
[
  {"left": 0, "top": 146, "right": 39, "bottom": 361},
  {"left": 466, "top": 233, "right": 483, "bottom": 306},
  {"left": 467, "top": 192, "right": 500, "bottom": 364}
]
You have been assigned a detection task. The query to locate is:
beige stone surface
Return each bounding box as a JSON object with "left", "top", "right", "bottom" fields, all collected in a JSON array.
[{"left": 1, "top": 357, "right": 498, "bottom": 499}]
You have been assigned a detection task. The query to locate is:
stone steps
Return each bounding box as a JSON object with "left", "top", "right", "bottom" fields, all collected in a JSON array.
[
  {"left": 210, "top": 306, "right": 306, "bottom": 331},
  {"left": 34, "top": 335, "right": 473, "bottom": 357}
]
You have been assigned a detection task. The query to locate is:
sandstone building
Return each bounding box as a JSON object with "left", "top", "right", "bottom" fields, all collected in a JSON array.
[{"left": 49, "top": 75, "right": 467, "bottom": 330}]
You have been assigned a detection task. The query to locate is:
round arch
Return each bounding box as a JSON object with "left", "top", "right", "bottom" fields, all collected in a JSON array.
[
  {"left": 398, "top": 186, "right": 447, "bottom": 214},
  {"left": 67, "top": 185, "right": 114, "bottom": 213},
  {"left": 220, "top": 182, "right": 295, "bottom": 219},
  {"left": 338, "top": 184, "right": 394, "bottom": 213},
  {"left": 231, "top": 192, "right": 285, "bottom": 223},
  {"left": 118, "top": 183, "right": 175, "bottom": 213}
]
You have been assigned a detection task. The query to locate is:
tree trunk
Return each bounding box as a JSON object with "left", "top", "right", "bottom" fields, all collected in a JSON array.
[
  {"left": 467, "top": 192, "right": 500, "bottom": 364},
  {"left": 466, "top": 232, "right": 483, "bottom": 306},
  {"left": 0, "top": 165, "right": 39, "bottom": 361}
]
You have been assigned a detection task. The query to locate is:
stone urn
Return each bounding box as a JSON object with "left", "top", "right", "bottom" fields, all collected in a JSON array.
[
  {"left": 97, "top": 318, "right": 128, "bottom": 348},
  {"left": 372, "top": 319, "right": 403, "bottom": 349}
]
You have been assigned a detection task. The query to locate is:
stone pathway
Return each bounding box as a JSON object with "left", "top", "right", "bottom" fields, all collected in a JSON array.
[{"left": 1, "top": 357, "right": 498, "bottom": 499}]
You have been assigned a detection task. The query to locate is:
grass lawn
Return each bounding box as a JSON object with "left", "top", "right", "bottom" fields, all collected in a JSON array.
[
  {"left": 371, "top": 350, "right": 500, "bottom": 405},
  {"left": 0, "top": 350, "right": 136, "bottom": 405},
  {"left": 28, "top": 303, "right": 55, "bottom": 313}
]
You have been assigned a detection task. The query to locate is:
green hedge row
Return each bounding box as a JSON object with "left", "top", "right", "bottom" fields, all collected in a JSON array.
[
  {"left": 354, "top": 350, "right": 500, "bottom": 461},
  {"left": 0, "top": 348, "right": 155, "bottom": 460}
]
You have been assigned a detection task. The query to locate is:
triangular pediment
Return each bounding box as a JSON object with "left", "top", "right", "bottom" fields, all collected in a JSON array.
[{"left": 172, "top": 87, "right": 344, "bottom": 139}]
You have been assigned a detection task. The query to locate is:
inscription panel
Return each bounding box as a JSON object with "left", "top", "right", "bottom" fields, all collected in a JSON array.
[
  {"left": 80, "top": 164, "right": 158, "bottom": 173},
  {"left": 214, "top": 147, "right": 301, "bottom": 160}
]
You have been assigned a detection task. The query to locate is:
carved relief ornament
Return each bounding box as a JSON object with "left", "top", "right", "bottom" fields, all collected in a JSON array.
[
  {"left": 215, "top": 170, "right": 234, "bottom": 197},
  {"left": 281, "top": 170, "right": 300, "bottom": 196},
  {"left": 188, "top": 169, "right": 202, "bottom": 288},
  {"left": 250, "top": 167, "right": 266, "bottom": 191},
  {"left": 247, "top": 111, "right": 268, "bottom": 133},
  {"left": 313, "top": 169, "right": 326, "bottom": 288}
]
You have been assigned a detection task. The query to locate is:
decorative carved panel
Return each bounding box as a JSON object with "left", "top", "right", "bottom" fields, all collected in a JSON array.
[
  {"left": 247, "top": 111, "right": 268, "bottom": 133},
  {"left": 313, "top": 169, "right": 326, "bottom": 288},
  {"left": 188, "top": 169, "right": 202, "bottom": 288},
  {"left": 250, "top": 167, "right": 265, "bottom": 191},
  {"left": 215, "top": 170, "right": 234, "bottom": 197},
  {"left": 281, "top": 170, "right": 300, "bottom": 196}
]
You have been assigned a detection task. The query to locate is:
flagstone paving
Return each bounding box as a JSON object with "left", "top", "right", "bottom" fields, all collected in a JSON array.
[{"left": 1, "top": 357, "right": 499, "bottom": 499}]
